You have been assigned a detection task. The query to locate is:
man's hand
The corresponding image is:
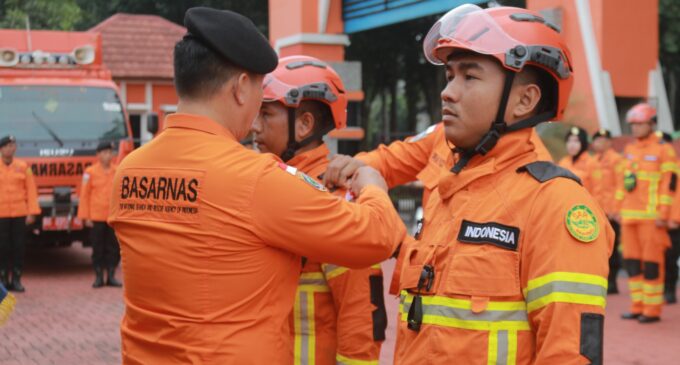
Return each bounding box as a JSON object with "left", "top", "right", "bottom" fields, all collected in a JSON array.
[
  {"left": 655, "top": 218, "right": 667, "bottom": 228},
  {"left": 323, "top": 155, "right": 366, "bottom": 189},
  {"left": 25, "top": 215, "right": 35, "bottom": 225},
  {"left": 611, "top": 213, "right": 621, "bottom": 224},
  {"left": 85, "top": 219, "right": 94, "bottom": 228},
  {"left": 350, "top": 166, "right": 388, "bottom": 197},
  {"left": 668, "top": 220, "right": 679, "bottom": 230}
]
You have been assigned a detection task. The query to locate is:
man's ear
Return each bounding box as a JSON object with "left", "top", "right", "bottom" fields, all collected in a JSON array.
[
  {"left": 511, "top": 83, "right": 542, "bottom": 120},
  {"left": 296, "top": 111, "right": 315, "bottom": 141},
  {"left": 233, "top": 72, "right": 252, "bottom": 106}
]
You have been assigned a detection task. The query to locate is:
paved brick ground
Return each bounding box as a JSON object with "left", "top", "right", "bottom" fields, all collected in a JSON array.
[
  {"left": 0, "top": 244, "right": 123, "bottom": 365},
  {"left": 1, "top": 247, "right": 677, "bottom": 364}
]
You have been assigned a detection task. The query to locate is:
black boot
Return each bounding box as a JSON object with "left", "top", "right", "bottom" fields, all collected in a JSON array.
[
  {"left": 638, "top": 315, "right": 661, "bottom": 323},
  {"left": 621, "top": 312, "right": 641, "bottom": 320},
  {"left": 92, "top": 267, "right": 104, "bottom": 288},
  {"left": 106, "top": 267, "right": 122, "bottom": 287},
  {"left": 0, "top": 270, "right": 10, "bottom": 290},
  {"left": 607, "top": 281, "right": 619, "bottom": 294},
  {"left": 11, "top": 269, "right": 24, "bottom": 292}
]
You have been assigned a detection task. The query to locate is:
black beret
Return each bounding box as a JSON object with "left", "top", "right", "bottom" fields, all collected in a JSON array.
[
  {"left": 0, "top": 135, "right": 16, "bottom": 148},
  {"left": 96, "top": 141, "right": 114, "bottom": 153},
  {"left": 184, "top": 7, "right": 278, "bottom": 74},
  {"left": 592, "top": 128, "right": 611, "bottom": 139}
]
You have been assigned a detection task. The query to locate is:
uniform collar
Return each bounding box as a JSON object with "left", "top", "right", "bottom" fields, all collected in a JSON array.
[
  {"left": 164, "top": 113, "right": 237, "bottom": 141},
  {"left": 438, "top": 128, "right": 539, "bottom": 200},
  {"left": 636, "top": 133, "right": 659, "bottom": 146},
  {"left": 287, "top": 144, "right": 330, "bottom": 176}
]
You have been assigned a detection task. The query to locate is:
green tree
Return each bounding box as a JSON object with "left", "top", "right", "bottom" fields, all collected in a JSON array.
[{"left": 0, "top": 0, "right": 82, "bottom": 30}]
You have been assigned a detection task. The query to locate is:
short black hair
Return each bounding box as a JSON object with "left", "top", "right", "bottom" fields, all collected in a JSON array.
[
  {"left": 173, "top": 38, "right": 239, "bottom": 99},
  {"left": 296, "top": 100, "right": 334, "bottom": 137}
]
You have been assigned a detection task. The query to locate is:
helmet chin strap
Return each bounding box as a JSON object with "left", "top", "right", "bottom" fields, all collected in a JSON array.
[
  {"left": 280, "top": 107, "right": 332, "bottom": 162},
  {"left": 449, "top": 70, "right": 553, "bottom": 174}
]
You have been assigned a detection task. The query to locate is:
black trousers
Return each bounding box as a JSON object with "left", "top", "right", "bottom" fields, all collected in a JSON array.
[
  {"left": 608, "top": 219, "right": 621, "bottom": 286},
  {"left": 91, "top": 222, "right": 120, "bottom": 269},
  {"left": 0, "top": 217, "right": 27, "bottom": 272},
  {"left": 666, "top": 228, "right": 680, "bottom": 292}
]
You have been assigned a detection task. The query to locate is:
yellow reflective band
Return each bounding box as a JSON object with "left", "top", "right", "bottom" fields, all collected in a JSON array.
[
  {"left": 631, "top": 293, "right": 643, "bottom": 301},
  {"left": 336, "top": 354, "right": 378, "bottom": 365},
  {"left": 660, "top": 195, "right": 674, "bottom": 205},
  {"left": 526, "top": 272, "right": 608, "bottom": 293},
  {"left": 399, "top": 293, "right": 530, "bottom": 332},
  {"left": 643, "top": 283, "right": 665, "bottom": 294},
  {"left": 621, "top": 210, "right": 657, "bottom": 220},
  {"left": 615, "top": 191, "right": 625, "bottom": 200},
  {"left": 371, "top": 264, "right": 381, "bottom": 269},
  {"left": 308, "top": 291, "right": 316, "bottom": 364},
  {"left": 526, "top": 292, "right": 606, "bottom": 312},
  {"left": 321, "top": 264, "right": 349, "bottom": 280},
  {"left": 661, "top": 162, "right": 676, "bottom": 173},
  {"left": 628, "top": 281, "right": 643, "bottom": 290},
  {"left": 637, "top": 171, "right": 661, "bottom": 180},
  {"left": 643, "top": 295, "right": 664, "bottom": 305},
  {"left": 298, "top": 284, "right": 330, "bottom": 293},
  {"left": 508, "top": 330, "right": 518, "bottom": 365},
  {"left": 487, "top": 330, "right": 498, "bottom": 365},
  {"left": 300, "top": 272, "right": 324, "bottom": 280}
]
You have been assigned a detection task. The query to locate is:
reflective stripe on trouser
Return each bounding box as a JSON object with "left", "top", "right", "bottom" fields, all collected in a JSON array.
[
  {"left": 628, "top": 277, "right": 644, "bottom": 314},
  {"left": 321, "top": 263, "right": 381, "bottom": 281},
  {"left": 294, "top": 273, "right": 330, "bottom": 365},
  {"left": 621, "top": 223, "right": 668, "bottom": 317},
  {"left": 400, "top": 292, "right": 529, "bottom": 365}
]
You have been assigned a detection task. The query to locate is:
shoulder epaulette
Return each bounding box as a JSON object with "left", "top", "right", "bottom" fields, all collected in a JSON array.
[{"left": 517, "top": 161, "right": 582, "bottom": 185}]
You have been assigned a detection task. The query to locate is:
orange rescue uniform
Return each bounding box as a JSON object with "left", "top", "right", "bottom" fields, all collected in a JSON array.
[
  {"left": 78, "top": 162, "right": 117, "bottom": 222},
  {"left": 0, "top": 159, "right": 40, "bottom": 218},
  {"left": 107, "top": 113, "right": 405, "bottom": 364},
  {"left": 285, "top": 143, "right": 385, "bottom": 365},
  {"left": 356, "top": 124, "right": 553, "bottom": 295},
  {"left": 558, "top": 153, "right": 599, "bottom": 197},
  {"left": 615, "top": 133, "right": 676, "bottom": 317},
  {"left": 591, "top": 148, "right": 624, "bottom": 216},
  {"left": 395, "top": 129, "right": 613, "bottom": 365}
]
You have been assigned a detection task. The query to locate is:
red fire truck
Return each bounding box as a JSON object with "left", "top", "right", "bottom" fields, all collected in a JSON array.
[{"left": 0, "top": 29, "right": 137, "bottom": 246}]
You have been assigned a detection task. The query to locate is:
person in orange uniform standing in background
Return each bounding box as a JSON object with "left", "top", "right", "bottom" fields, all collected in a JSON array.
[
  {"left": 616, "top": 103, "right": 676, "bottom": 323},
  {"left": 0, "top": 135, "right": 40, "bottom": 293},
  {"left": 78, "top": 141, "right": 121, "bottom": 288},
  {"left": 252, "top": 55, "right": 386, "bottom": 365},
  {"left": 558, "top": 126, "right": 598, "bottom": 195},
  {"left": 107, "top": 8, "right": 405, "bottom": 364},
  {"left": 591, "top": 129, "right": 624, "bottom": 294}
]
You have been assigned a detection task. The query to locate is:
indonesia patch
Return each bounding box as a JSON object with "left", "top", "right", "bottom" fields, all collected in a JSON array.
[
  {"left": 565, "top": 204, "right": 599, "bottom": 243},
  {"left": 457, "top": 220, "right": 520, "bottom": 251},
  {"left": 278, "top": 162, "right": 327, "bottom": 192}
]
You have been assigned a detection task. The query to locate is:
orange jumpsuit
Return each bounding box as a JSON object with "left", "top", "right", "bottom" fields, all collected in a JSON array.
[
  {"left": 78, "top": 162, "right": 117, "bottom": 222},
  {"left": 615, "top": 133, "right": 676, "bottom": 317},
  {"left": 356, "top": 125, "right": 552, "bottom": 295},
  {"left": 107, "top": 113, "right": 405, "bottom": 365},
  {"left": 0, "top": 159, "right": 40, "bottom": 218},
  {"left": 558, "top": 153, "right": 599, "bottom": 197},
  {"left": 591, "top": 149, "right": 624, "bottom": 216},
  {"left": 286, "top": 144, "right": 384, "bottom": 365},
  {"left": 395, "top": 129, "right": 613, "bottom": 365}
]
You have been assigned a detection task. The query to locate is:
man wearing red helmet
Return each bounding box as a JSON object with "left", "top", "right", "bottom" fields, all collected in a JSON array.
[
  {"left": 615, "top": 103, "right": 676, "bottom": 323},
  {"left": 328, "top": 5, "right": 614, "bottom": 364},
  {"left": 251, "top": 55, "right": 385, "bottom": 365}
]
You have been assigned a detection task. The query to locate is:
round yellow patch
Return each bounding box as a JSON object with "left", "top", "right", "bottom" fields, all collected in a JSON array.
[{"left": 565, "top": 205, "right": 599, "bottom": 243}]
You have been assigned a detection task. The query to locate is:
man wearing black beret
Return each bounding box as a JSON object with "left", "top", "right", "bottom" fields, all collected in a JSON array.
[{"left": 107, "top": 7, "right": 404, "bottom": 364}]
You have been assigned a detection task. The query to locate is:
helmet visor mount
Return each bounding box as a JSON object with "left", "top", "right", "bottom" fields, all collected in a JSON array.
[{"left": 263, "top": 74, "right": 338, "bottom": 108}]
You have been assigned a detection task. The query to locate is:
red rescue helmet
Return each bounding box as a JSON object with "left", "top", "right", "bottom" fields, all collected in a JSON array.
[
  {"left": 263, "top": 55, "right": 347, "bottom": 130},
  {"left": 626, "top": 103, "right": 656, "bottom": 124},
  {"left": 423, "top": 4, "right": 573, "bottom": 121}
]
